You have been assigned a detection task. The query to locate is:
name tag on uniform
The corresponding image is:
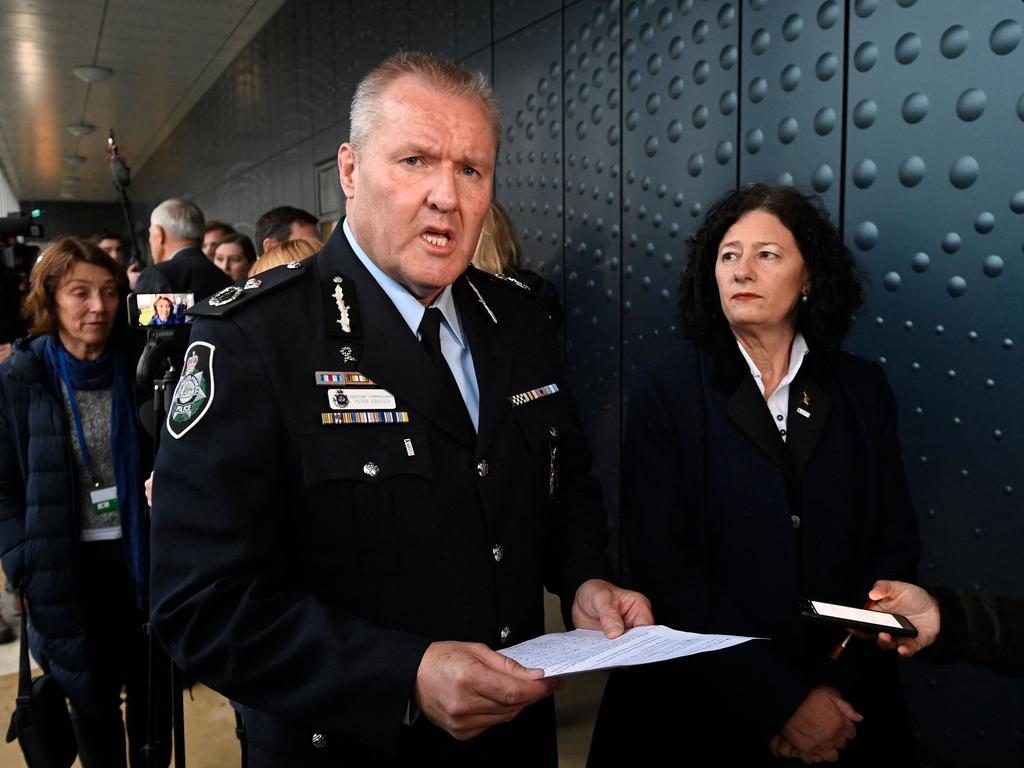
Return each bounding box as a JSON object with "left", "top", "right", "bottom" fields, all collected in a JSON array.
[
  {"left": 89, "top": 485, "right": 118, "bottom": 516},
  {"left": 328, "top": 388, "right": 397, "bottom": 411}
]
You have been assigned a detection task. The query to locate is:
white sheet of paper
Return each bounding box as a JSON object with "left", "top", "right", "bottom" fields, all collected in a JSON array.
[{"left": 497, "top": 625, "right": 758, "bottom": 677}]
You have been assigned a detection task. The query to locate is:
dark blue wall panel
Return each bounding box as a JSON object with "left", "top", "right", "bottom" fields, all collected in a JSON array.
[
  {"left": 843, "top": 2, "right": 1024, "bottom": 763},
  {"left": 494, "top": 16, "right": 564, "bottom": 280},
  {"left": 621, "top": 0, "right": 738, "bottom": 377},
  {"left": 493, "top": 0, "right": 560, "bottom": 41},
  {"left": 740, "top": 0, "right": 844, "bottom": 214},
  {"left": 456, "top": 0, "right": 491, "bottom": 58},
  {"left": 563, "top": 0, "right": 623, "bottom": 544},
  {"left": 132, "top": 2, "right": 1023, "bottom": 762}
]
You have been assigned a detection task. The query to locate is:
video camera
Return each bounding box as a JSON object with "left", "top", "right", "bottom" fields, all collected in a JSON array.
[{"left": 127, "top": 292, "right": 195, "bottom": 438}]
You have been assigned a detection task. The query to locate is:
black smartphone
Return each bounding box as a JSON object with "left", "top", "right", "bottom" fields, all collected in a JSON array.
[
  {"left": 800, "top": 599, "right": 918, "bottom": 637},
  {"left": 127, "top": 292, "right": 194, "bottom": 328}
]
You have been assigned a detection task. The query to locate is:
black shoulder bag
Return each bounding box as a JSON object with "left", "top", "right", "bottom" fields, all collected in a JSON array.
[{"left": 4, "top": 596, "right": 78, "bottom": 767}]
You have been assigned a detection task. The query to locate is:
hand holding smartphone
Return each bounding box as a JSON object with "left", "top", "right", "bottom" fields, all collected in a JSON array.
[{"left": 800, "top": 598, "right": 918, "bottom": 638}]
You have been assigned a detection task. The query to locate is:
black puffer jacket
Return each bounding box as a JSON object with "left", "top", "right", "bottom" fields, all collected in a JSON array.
[{"left": 0, "top": 335, "right": 110, "bottom": 711}]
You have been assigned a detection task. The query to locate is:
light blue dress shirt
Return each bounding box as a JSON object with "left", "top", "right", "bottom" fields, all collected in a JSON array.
[{"left": 342, "top": 219, "right": 480, "bottom": 431}]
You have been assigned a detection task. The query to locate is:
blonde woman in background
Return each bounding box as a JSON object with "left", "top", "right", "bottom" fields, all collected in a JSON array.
[
  {"left": 473, "top": 201, "right": 562, "bottom": 328},
  {"left": 249, "top": 237, "right": 323, "bottom": 277}
]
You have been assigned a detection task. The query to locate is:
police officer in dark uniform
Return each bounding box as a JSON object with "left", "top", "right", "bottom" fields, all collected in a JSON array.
[{"left": 149, "top": 52, "right": 652, "bottom": 766}]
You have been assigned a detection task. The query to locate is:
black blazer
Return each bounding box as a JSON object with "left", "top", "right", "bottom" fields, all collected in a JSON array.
[
  {"left": 591, "top": 333, "right": 920, "bottom": 765},
  {"left": 149, "top": 228, "right": 612, "bottom": 764},
  {"left": 134, "top": 246, "right": 232, "bottom": 301}
]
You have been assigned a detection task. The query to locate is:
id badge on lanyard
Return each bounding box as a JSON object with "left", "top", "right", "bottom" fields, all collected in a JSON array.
[
  {"left": 58, "top": 345, "right": 119, "bottom": 516},
  {"left": 89, "top": 486, "right": 118, "bottom": 516}
]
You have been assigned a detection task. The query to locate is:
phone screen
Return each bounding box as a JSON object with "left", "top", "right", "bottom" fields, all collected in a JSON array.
[
  {"left": 129, "top": 293, "right": 194, "bottom": 327},
  {"left": 810, "top": 600, "right": 902, "bottom": 629}
]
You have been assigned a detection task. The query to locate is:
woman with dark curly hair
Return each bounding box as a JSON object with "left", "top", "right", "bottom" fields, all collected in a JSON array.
[{"left": 590, "top": 185, "right": 919, "bottom": 765}]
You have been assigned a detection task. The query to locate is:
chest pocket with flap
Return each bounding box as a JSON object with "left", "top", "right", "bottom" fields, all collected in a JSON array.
[{"left": 298, "top": 424, "right": 435, "bottom": 575}]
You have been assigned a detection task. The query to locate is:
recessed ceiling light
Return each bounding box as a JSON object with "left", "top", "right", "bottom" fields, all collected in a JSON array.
[
  {"left": 64, "top": 154, "right": 87, "bottom": 165},
  {"left": 72, "top": 65, "right": 114, "bottom": 82},
  {"left": 66, "top": 122, "right": 96, "bottom": 136},
  {"left": 60, "top": 190, "right": 77, "bottom": 199}
]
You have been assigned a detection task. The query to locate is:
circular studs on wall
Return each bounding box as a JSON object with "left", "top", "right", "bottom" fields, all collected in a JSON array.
[
  {"left": 854, "top": 0, "right": 879, "bottom": 19},
  {"left": 777, "top": 116, "right": 799, "bottom": 144},
  {"left": 817, "top": 1, "right": 840, "bottom": 30},
  {"left": 753, "top": 28, "right": 770, "bottom": 54},
  {"left": 989, "top": 19, "right": 1022, "bottom": 55},
  {"left": 852, "top": 158, "right": 877, "bottom": 189},
  {"left": 982, "top": 255, "right": 1004, "bottom": 277},
  {"left": 780, "top": 63, "right": 802, "bottom": 91},
  {"left": 854, "top": 42, "right": 879, "bottom": 72},
  {"left": 898, "top": 155, "right": 926, "bottom": 187},
  {"left": 745, "top": 128, "right": 764, "bottom": 154},
  {"left": 949, "top": 155, "right": 980, "bottom": 189},
  {"left": 901, "top": 92, "right": 929, "bottom": 124},
  {"left": 816, "top": 52, "right": 839, "bottom": 81},
  {"left": 940, "top": 24, "right": 970, "bottom": 59},
  {"left": 974, "top": 211, "right": 995, "bottom": 234},
  {"left": 783, "top": 13, "right": 804, "bottom": 42},
  {"left": 853, "top": 98, "right": 878, "bottom": 128},
  {"left": 811, "top": 163, "right": 834, "bottom": 192},
  {"left": 895, "top": 32, "right": 923, "bottom": 64},
  {"left": 814, "top": 107, "right": 837, "bottom": 135},
  {"left": 942, "top": 232, "right": 962, "bottom": 253},
  {"left": 748, "top": 76, "right": 768, "bottom": 103},
  {"left": 853, "top": 221, "right": 879, "bottom": 250}
]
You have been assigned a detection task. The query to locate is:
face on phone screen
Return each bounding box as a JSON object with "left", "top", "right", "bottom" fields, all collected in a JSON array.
[{"left": 129, "top": 293, "right": 195, "bottom": 327}]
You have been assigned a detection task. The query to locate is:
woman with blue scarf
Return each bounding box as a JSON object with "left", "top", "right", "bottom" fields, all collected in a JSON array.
[{"left": 0, "top": 237, "right": 170, "bottom": 767}]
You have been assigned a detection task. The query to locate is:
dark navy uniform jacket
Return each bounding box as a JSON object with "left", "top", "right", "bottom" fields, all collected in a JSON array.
[
  {"left": 134, "top": 245, "right": 232, "bottom": 301},
  {"left": 591, "top": 332, "right": 920, "bottom": 765},
  {"left": 149, "top": 227, "right": 612, "bottom": 764}
]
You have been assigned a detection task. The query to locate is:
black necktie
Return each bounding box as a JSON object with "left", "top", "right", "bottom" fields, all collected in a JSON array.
[{"left": 418, "top": 307, "right": 474, "bottom": 435}]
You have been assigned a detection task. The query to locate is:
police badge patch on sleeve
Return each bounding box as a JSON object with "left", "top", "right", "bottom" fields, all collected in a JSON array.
[{"left": 167, "top": 342, "right": 215, "bottom": 439}]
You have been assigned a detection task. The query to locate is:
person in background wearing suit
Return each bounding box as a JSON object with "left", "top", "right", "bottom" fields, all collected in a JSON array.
[
  {"left": 134, "top": 199, "right": 231, "bottom": 301},
  {"left": 149, "top": 52, "right": 651, "bottom": 766},
  {"left": 590, "top": 184, "right": 920, "bottom": 766},
  {"left": 202, "top": 220, "right": 237, "bottom": 261},
  {"left": 93, "top": 232, "right": 143, "bottom": 290},
  {"left": 254, "top": 205, "right": 320, "bottom": 255}
]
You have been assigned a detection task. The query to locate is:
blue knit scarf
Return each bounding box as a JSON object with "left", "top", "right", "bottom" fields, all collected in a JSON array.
[{"left": 44, "top": 334, "right": 148, "bottom": 606}]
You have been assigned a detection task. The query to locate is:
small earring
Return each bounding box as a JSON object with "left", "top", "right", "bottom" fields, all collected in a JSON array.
[{"left": 800, "top": 293, "right": 809, "bottom": 304}]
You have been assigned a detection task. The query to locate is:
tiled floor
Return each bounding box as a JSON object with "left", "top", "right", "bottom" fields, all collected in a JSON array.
[{"left": 0, "top": 592, "right": 604, "bottom": 767}]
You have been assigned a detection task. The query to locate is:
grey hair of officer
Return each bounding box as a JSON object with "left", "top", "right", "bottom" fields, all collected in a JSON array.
[
  {"left": 150, "top": 198, "right": 205, "bottom": 243},
  {"left": 348, "top": 51, "right": 502, "bottom": 155}
]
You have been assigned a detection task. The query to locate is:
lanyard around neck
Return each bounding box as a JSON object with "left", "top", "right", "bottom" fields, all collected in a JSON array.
[{"left": 56, "top": 344, "right": 102, "bottom": 488}]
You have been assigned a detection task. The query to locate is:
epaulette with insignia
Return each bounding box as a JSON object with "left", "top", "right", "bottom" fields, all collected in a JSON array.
[
  {"left": 189, "top": 261, "right": 307, "bottom": 317},
  {"left": 465, "top": 265, "right": 533, "bottom": 292}
]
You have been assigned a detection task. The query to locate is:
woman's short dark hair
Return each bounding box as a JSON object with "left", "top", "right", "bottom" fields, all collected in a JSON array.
[
  {"left": 214, "top": 233, "right": 257, "bottom": 264},
  {"left": 678, "top": 183, "right": 863, "bottom": 348},
  {"left": 22, "top": 237, "right": 126, "bottom": 335}
]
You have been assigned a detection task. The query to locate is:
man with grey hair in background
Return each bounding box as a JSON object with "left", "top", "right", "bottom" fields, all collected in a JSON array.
[
  {"left": 149, "top": 52, "right": 651, "bottom": 765},
  {"left": 135, "top": 198, "right": 232, "bottom": 300}
]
